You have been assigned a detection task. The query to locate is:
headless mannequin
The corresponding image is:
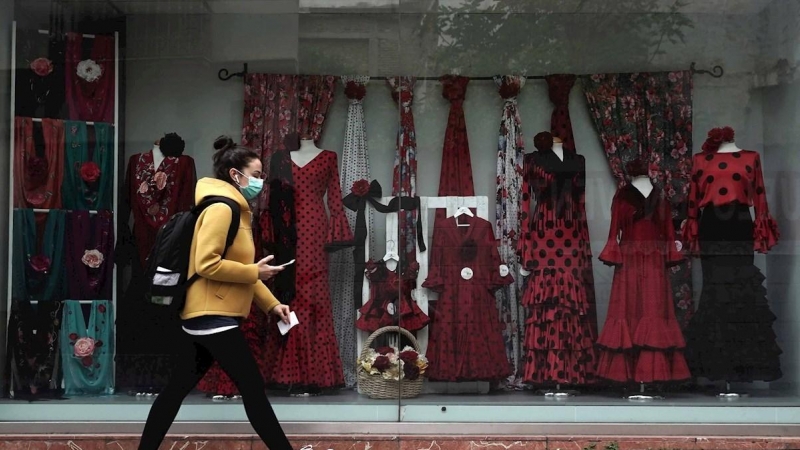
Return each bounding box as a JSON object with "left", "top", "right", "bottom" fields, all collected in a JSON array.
[
  {"left": 717, "top": 141, "right": 742, "bottom": 153},
  {"left": 152, "top": 139, "right": 165, "bottom": 170},
  {"left": 631, "top": 175, "right": 653, "bottom": 198},
  {"left": 292, "top": 139, "right": 323, "bottom": 168},
  {"left": 552, "top": 140, "right": 565, "bottom": 162}
]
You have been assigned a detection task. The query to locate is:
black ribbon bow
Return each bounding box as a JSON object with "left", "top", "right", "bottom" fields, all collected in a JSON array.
[{"left": 342, "top": 180, "right": 426, "bottom": 310}]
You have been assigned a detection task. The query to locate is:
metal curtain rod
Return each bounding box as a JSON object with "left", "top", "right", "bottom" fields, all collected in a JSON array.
[{"left": 217, "top": 61, "right": 724, "bottom": 81}]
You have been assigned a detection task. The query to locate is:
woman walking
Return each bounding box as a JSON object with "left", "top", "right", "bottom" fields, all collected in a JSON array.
[{"left": 138, "top": 136, "right": 293, "bottom": 450}]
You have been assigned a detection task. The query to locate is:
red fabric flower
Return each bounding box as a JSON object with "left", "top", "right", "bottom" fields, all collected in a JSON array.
[
  {"left": 403, "top": 363, "right": 421, "bottom": 380},
  {"left": 147, "top": 204, "right": 160, "bottom": 216},
  {"left": 81, "top": 356, "right": 94, "bottom": 367},
  {"left": 399, "top": 350, "right": 418, "bottom": 364},
  {"left": 498, "top": 79, "right": 520, "bottom": 99},
  {"left": 376, "top": 346, "right": 395, "bottom": 355},
  {"left": 373, "top": 355, "right": 391, "bottom": 371},
  {"left": 702, "top": 126, "right": 735, "bottom": 153},
  {"left": 79, "top": 161, "right": 101, "bottom": 183},
  {"left": 69, "top": 333, "right": 78, "bottom": 341},
  {"left": 29, "top": 254, "right": 51, "bottom": 273},
  {"left": 30, "top": 57, "right": 53, "bottom": 77},
  {"left": 345, "top": 81, "right": 366, "bottom": 101},
  {"left": 95, "top": 340, "right": 103, "bottom": 348},
  {"left": 351, "top": 179, "right": 370, "bottom": 197},
  {"left": 26, "top": 155, "right": 49, "bottom": 185},
  {"left": 98, "top": 304, "right": 106, "bottom": 313}
]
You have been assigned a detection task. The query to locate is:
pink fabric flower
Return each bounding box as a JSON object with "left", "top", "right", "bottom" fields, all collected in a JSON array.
[
  {"left": 81, "top": 249, "right": 104, "bottom": 269},
  {"left": 29, "top": 254, "right": 51, "bottom": 273},
  {"left": 30, "top": 58, "right": 53, "bottom": 77},
  {"left": 153, "top": 171, "right": 167, "bottom": 190},
  {"left": 138, "top": 181, "right": 149, "bottom": 194},
  {"left": 73, "top": 337, "right": 95, "bottom": 358}
]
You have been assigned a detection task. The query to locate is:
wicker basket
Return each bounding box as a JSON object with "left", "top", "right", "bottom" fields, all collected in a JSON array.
[{"left": 357, "top": 326, "right": 424, "bottom": 399}]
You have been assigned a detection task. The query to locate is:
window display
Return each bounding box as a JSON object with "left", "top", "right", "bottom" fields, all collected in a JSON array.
[{"left": 4, "top": 0, "right": 800, "bottom": 432}]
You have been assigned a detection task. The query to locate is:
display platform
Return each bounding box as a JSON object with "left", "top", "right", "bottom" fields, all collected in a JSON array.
[{"left": 3, "top": 390, "right": 800, "bottom": 426}]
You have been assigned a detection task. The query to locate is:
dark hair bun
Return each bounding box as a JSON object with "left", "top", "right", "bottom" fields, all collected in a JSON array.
[{"left": 214, "top": 135, "right": 235, "bottom": 152}]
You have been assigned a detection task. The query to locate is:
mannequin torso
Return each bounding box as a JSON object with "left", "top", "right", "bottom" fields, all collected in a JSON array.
[
  {"left": 152, "top": 144, "right": 165, "bottom": 170},
  {"left": 631, "top": 175, "right": 653, "bottom": 198},
  {"left": 552, "top": 142, "right": 565, "bottom": 161},
  {"left": 292, "top": 139, "right": 324, "bottom": 168},
  {"left": 717, "top": 142, "right": 742, "bottom": 153}
]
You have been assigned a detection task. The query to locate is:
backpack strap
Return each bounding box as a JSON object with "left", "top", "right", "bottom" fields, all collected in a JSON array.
[{"left": 186, "top": 196, "right": 241, "bottom": 285}]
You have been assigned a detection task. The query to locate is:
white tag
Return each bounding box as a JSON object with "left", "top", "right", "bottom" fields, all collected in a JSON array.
[
  {"left": 277, "top": 311, "right": 299, "bottom": 336},
  {"left": 499, "top": 264, "right": 509, "bottom": 277},
  {"left": 32, "top": 329, "right": 37, "bottom": 335},
  {"left": 675, "top": 240, "right": 683, "bottom": 252},
  {"left": 387, "top": 302, "right": 396, "bottom": 315},
  {"left": 461, "top": 267, "right": 473, "bottom": 280}
]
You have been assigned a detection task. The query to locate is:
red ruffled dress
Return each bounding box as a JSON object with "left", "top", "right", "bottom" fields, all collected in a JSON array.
[
  {"left": 263, "top": 150, "right": 353, "bottom": 390},
  {"left": 423, "top": 215, "right": 513, "bottom": 381},
  {"left": 517, "top": 149, "right": 597, "bottom": 385},
  {"left": 357, "top": 259, "right": 430, "bottom": 333},
  {"left": 595, "top": 184, "right": 690, "bottom": 383},
  {"left": 681, "top": 149, "right": 782, "bottom": 382}
]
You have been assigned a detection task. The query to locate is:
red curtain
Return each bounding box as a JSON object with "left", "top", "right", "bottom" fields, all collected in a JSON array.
[{"left": 546, "top": 74, "right": 577, "bottom": 152}]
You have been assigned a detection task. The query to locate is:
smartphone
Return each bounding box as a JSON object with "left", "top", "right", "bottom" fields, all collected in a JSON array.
[{"left": 279, "top": 259, "right": 296, "bottom": 267}]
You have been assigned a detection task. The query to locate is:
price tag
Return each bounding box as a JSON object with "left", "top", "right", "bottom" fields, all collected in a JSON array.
[
  {"left": 461, "top": 267, "right": 474, "bottom": 280},
  {"left": 387, "top": 302, "right": 396, "bottom": 315},
  {"left": 499, "top": 264, "right": 510, "bottom": 277},
  {"left": 675, "top": 240, "right": 683, "bottom": 252}
]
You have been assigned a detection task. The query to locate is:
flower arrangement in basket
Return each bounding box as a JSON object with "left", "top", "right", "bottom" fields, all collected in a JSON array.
[{"left": 357, "top": 326, "right": 428, "bottom": 399}]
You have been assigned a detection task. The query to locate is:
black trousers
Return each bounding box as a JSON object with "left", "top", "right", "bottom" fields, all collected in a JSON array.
[{"left": 138, "top": 327, "right": 293, "bottom": 450}]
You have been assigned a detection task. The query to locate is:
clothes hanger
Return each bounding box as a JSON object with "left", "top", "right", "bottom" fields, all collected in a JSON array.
[
  {"left": 454, "top": 202, "right": 473, "bottom": 227},
  {"left": 383, "top": 240, "right": 400, "bottom": 262}
]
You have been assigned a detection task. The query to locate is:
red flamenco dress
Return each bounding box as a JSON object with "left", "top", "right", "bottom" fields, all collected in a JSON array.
[
  {"left": 356, "top": 259, "right": 429, "bottom": 333},
  {"left": 595, "top": 183, "right": 690, "bottom": 383},
  {"left": 518, "top": 133, "right": 597, "bottom": 385},
  {"left": 423, "top": 215, "right": 513, "bottom": 382},
  {"left": 263, "top": 150, "right": 353, "bottom": 390}
]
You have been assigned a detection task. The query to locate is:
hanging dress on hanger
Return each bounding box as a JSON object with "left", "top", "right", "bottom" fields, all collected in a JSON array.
[
  {"left": 63, "top": 121, "right": 114, "bottom": 210},
  {"left": 7, "top": 300, "right": 64, "bottom": 399},
  {"left": 14, "top": 117, "right": 65, "bottom": 210},
  {"left": 15, "top": 29, "right": 66, "bottom": 119},
  {"left": 65, "top": 211, "right": 115, "bottom": 300},
  {"left": 423, "top": 215, "right": 513, "bottom": 382},
  {"left": 65, "top": 32, "right": 115, "bottom": 123},
  {"left": 60, "top": 300, "right": 114, "bottom": 395}
]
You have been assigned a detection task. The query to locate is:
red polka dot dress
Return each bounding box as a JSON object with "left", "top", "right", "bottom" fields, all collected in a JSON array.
[
  {"left": 356, "top": 259, "right": 430, "bottom": 333},
  {"left": 263, "top": 150, "right": 353, "bottom": 390},
  {"left": 517, "top": 149, "right": 597, "bottom": 385}
]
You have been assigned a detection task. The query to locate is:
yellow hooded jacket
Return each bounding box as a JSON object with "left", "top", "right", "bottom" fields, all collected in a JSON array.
[{"left": 180, "top": 177, "right": 281, "bottom": 320}]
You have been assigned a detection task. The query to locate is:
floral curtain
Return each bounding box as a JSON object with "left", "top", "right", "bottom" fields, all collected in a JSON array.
[
  {"left": 387, "top": 76, "right": 419, "bottom": 259},
  {"left": 241, "top": 74, "right": 299, "bottom": 213},
  {"left": 493, "top": 75, "right": 526, "bottom": 383},
  {"left": 329, "top": 76, "right": 371, "bottom": 388},
  {"left": 546, "top": 74, "right": 578, "bottom": 152},
  {"left": 297, "top": 75, "right": 339, "bottom": 142},
  {"left": 582, "top": 71, "right": 695, "bottom": 327}
]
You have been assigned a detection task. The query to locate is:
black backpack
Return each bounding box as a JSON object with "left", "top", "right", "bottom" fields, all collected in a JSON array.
[{"left": 143, "top": 196, "right": 240, "bottom": 311}]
